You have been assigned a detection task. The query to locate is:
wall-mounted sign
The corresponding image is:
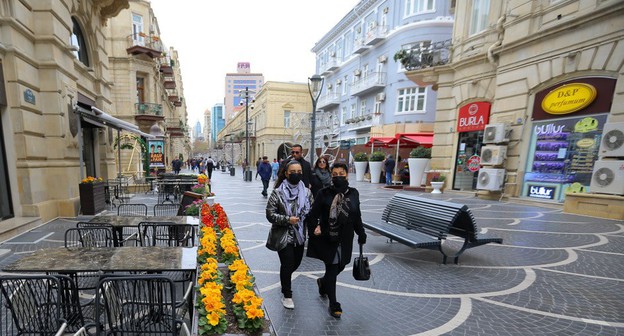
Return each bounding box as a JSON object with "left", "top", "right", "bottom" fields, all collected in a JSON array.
[
  {"left": 541, "top": 83, "right": 596, "bottom": 115},
  {"left": 23, "top": 89, "right": 36, "bottom": 105},
  {"left": 527, "top": 184, "right": 556, "bottom": 199},
  {"left": 457, "top": 102, "right": 491, "bottom": 132},
  {"left": 467, "top": 155, "right": 481, "bottom": 172}
]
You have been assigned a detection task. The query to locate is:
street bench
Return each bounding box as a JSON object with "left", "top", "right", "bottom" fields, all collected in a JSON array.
[{"left": 362, "top": 193, "right": 503, "bottom": 264}]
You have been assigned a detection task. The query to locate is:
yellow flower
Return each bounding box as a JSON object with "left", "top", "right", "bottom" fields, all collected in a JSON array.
[
  {"left": 208, "top": 311, "right": 221, "bottom": 326},
  {"left": 246, "top": 307, "right": 264, "bottom": 319}
]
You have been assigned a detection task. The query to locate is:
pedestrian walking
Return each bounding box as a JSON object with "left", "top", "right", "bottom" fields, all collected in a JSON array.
[
  {"left": 306, "top": 162, "right": 367, "bottom": 318},
  {"left": 271, "top": 158, "right": 279, "bottom": 181},
  {"left": 384, "top": 154, "right": 395, "bottom": 186},
  {"left": 278, "top": 144, "right": 312, "bottom": 189},
  {"left": 255, "top": 157, "right": 262, "bottom": 180},
  {"left": 206, "top": 156, "right": 215, "bottom": 179},
  {"left": 311, "top": 156, "right": 331, "bottom": 198},
  {"left": 265, "top": 160, "right": 313, "bottom": 310},
  {"left": 258, "top": 156, "right": 272, "bottom": 197}
]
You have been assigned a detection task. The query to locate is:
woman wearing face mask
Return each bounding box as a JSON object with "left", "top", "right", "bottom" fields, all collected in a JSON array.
[
  {"left": 265, "top": 160, "right": 313, "bottom": 310},
  {"left": 306, "top": 162, "right": 367, "bottom": 318}
]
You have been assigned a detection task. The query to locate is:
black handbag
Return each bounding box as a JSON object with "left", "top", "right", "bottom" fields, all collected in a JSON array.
[{"left": 352, "top": 243, "right": 370, "bottom": 281}]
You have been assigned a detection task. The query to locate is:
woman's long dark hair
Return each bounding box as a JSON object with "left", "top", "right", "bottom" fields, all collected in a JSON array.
[{"left": 274, "top": 159, "right": 302, "bottom": 188}]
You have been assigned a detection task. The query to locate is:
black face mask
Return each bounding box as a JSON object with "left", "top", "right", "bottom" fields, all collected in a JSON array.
[
  {"left": 287, "top": 173, "right": 303, "bottom": 185},
  {"left": 332, "top": 176, "right": 349, "bottom": 189}
]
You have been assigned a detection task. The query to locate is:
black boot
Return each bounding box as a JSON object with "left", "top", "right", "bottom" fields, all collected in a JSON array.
[
  {"left": 329, "top": 302, "right": 342, "bottom": 318},
  {"left": 316, "top": 277, "right": 326, "bottom": 297}
]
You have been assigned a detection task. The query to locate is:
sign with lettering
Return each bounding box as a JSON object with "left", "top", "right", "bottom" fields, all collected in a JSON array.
[
  {"left": 457, "top": 102, "right": 490, "bottom": 132},
  {"left": 148, "top": 140, "right": 165, "bottom": 168},
  {"left": 467, "top": 155, "right": 481, "bottom": 172},
  {"left": 541, "top": 83, "right": 596, "bottom": 115},
  {"left": 527, "top": 184, "right": 556, "bottom": 199},
  {"left": 23, "top": 89, "right": 36, "bottom": 104}
]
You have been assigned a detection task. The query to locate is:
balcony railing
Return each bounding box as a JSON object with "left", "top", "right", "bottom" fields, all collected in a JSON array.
[
  {"left": 317, "top": 92, "right": 341, "bottom": 109},
  {"left": 350, "top": 72, "right": 386, "bottom": 96},
  {"left": 159, "top": 57, "right": 174, "bottom": 75},
  {"left": 126, "top": 33, "right": 163, "bottom": 59},
  {"left": 320, "top": 58, "right": 340, "bottom": 75},
  {"left": 365, "top": 25, "right": 388, "bottom": 45},
  {"left": 134, "top": 103, "right": 163, "bottom": 116},
  {"left": 396, "top": 39, "right": 452, "bottom": 71},
  {"left": 353, "top": 38, "right": 370, "bottom": 54}
]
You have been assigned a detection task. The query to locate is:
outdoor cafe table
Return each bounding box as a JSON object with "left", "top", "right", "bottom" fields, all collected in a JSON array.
[
  {"left": 2, "top": 246, "right": 198, "bottom": 273},
  {"left": 89, "top": 215, "right": 200, "bottom": 227}
]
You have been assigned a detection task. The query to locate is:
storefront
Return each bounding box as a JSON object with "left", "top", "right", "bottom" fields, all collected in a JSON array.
[
  {"left": 453, "top": 102, "right": 491, "bottom": 191},
  {"left": 521, "top": 77, "right": 616, "bottom": 202}
]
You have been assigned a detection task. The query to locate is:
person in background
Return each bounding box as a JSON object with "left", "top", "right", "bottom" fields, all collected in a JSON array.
[
  {"left": 384, "top": 154, "right": 396, "bottom": 186},
  {"left": 258, "top": 156, "right": 273, "bottom": 197},
  {"left": 306, "top": 162, "right": 367, "bottom": 318},
  {"left": 271, "top": 158, "right": 280, "bottom": 181},
  {"left": 265, "top": 160, "right": 313, "bottom": 310},
  {"left": 206, "top": 156, "right": 215, "bottom": 179},
  {"left": 311, "top": 156, "right": 331, "bottom": 198},
  {"left": 278, "top": 144, "right": 312, "bottom": 189},
  {"left": 255, "top": 157, "right": 262, "bottom": 180}
]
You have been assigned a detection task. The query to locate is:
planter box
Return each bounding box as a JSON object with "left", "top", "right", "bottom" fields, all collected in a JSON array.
[
  {"left": 354, "top": 161, "right": 368, "bottom": 182},
  {"left": 369, "top": 161, "right": 383, "bottom": 184},
  {"left": 79, "top": 182, "right": 106, "bottom": 215}
]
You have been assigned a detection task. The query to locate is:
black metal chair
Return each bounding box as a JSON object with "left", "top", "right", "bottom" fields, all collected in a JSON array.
[
  {"left": 93, "top": 275, "right": 190, "bottom": 335},
  {"left": 64, "top": 227, "right": 114, "bottom": 248},
  {"left": 138, "top": 222, "right": 195, "bottom": 247},
  {"left": 0, "top": 274, "right": 82, "bottom": 335},
  {"left": 117, "top": 203, "right": 148, "bottom": 216},
  {"left": 154, "top": 203, "right": 180, "bottom": 216}
]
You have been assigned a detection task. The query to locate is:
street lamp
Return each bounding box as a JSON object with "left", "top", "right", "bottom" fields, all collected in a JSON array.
[
  {"left": 239, "top": 87, "right": 255, "bottom": 182},
  {"left": 308, "top": 74, "right": 324, "bottom": 166}
]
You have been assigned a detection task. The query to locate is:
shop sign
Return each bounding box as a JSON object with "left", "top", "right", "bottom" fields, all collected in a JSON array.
[
  {"left": 467, "top": 155, "right": 481, "bottom": 172},
  {"left": 457, "top": 102, "right": 490, "bottom": 132},
  {"left": 541, "top": 83, "right": 596, "bottom": 115},
  {"left": 527, "top": 185, "right": 556, "bottom": 199}
]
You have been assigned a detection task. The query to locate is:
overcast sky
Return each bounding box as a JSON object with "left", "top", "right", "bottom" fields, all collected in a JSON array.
[{"left": 148, "top": 0, "right": 361, "bottom": 127}]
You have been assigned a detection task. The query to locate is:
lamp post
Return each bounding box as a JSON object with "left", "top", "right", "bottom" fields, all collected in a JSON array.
[
  {"left": 308, "top": 74, "right": 324, "bottom": 166},
  {"left": 240, "top": 87, "right": 255, "bottom": 182}
]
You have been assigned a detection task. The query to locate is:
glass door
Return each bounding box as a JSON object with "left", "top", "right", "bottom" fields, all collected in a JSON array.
[{"left": 452, "top": 130, "right": 484, "bottom": 190}]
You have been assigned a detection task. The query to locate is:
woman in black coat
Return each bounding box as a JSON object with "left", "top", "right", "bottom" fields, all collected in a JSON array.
[
  {"left": 306, "top": 162, "right": 367, "bottom": 318},
  {"left": 310, "top": 156, "right": 331, "bottom": 198}
]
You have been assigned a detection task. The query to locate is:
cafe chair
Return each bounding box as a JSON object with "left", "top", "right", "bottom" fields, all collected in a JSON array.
[
  {"left": 93, "top": 275, "right": 190, "bottom": 335},
  {"left": 64, "top": 227, "right": 114, "bottom": 248},
  {"left": 117, "top": 203, "right": 148, "bottom": 216},
  {"left": 153, "top": 203, "right": 180, "bottom": 216},
  {"left": 138, "top": 222, "right": 195, "bottom": 247},
  {"left": 76, "top": 222, "right": 122, "bottom": 247},
  {"left": 0, "top": 274, "right": 86, "bottom": 336}
]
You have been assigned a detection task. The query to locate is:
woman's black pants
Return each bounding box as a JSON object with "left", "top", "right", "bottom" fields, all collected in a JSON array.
[
  {"left": 277, "top": 243, "right": 304, "bottom": 298},
  {"left": 321, "top": 262, "right": 345, "bottom": 304}
]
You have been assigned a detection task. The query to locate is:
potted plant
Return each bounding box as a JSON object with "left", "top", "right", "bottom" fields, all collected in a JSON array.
[
  {"left": 408, "top": 146, "right": 431, "bottom": 187},
  {"left": 353, "top": 152, "right": 369, "bottom": 182},
  {"left": 430, "top": 175, "right": 446, "bottom": 194},
  {"left": 79, "top": 176, "right": 106, "bottom": 215},
  {"left": 369, "top": 151, "right": 386, "bottom": 184}
]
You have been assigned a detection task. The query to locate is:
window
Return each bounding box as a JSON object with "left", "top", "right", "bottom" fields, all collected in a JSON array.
[
  {"left": 397, "top": 87, "right": 426, "bottom": 113},
  {"left": 132, "top": 14, "right": 144, "bottom": 45},
  {"left": 336, "top": 37, "right": 344, "bottom": 60},
  {"left": 405, "top": 0, "right": 435, "bottom": 16},
  {"left": 70, "top": 18, "right": 90, "bottom": 66},
  {"left": 284, "top": 110, "right": 291, "bottom": 128},
  {"left": 350, "top": 104, "right": 356, "bottom": 119},
  {"left": 374, "top": 101, "right": 382, "bottom": 114},
  {"left": 342, "top": 76, "right": 348, "bottom": 95},
  {"left": 341, "top": 106, "right": 348, "bottom": 125},
  {"left": 469, "top": 0, "right": 490, "bottom": 35},
  {"left": 344, "top": 31, "right": 353, "bottom": 55},
  {"left": 359, "top": 99, "right": 367, "bottom": 117},
  {"left": 136, "top": 77, "right": 145, "bottom": 104}
]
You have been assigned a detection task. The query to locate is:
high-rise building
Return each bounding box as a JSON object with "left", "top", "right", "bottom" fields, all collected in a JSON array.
[
  {"left": 211, "top": 104, "right": 225, "bottom": 144},
  {"left": 193, "top": 121, "right": 203, "bottom": 141},
  {"left": 224, "top": 62, "right": 264, "bottom": 121}
]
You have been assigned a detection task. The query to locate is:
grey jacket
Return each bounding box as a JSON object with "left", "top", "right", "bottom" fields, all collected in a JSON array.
[{"left": 265, "top": 186, "right": 313, "bottom": 251}]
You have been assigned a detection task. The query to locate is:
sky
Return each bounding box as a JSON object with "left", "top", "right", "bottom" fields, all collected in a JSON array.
[{"left": 148, "top": 0, "right": 361, "bottom": 127}]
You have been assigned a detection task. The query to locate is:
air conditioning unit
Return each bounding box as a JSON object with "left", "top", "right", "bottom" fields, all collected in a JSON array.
[
  {"left": 476, "top": 168, "right": 505, "bottom": 191},
  {"left": 480, "top": 145, "right": 507, "bottom": 166},
  {"left": 376, "top": 92, "right": 386, "bottom": 102},
  {"left": 589, "top": 160, "right": 624, "bottom": 195},
  {"left": 327, "top": 84, "right": 333, "bottom": 90},
  {"left": 354, "top": 69, "right": 362, "bottom": 76},
  {"left": 336, "top": 79, "right": 342, "bottom": 84},
  {"left": 599, "top": 122, "right": 624, "bottom": 157},
  {"left": 378, "top": 55, "right": 388, "bottom": 63},
  {"left": 330, "top": 51, "right": 336, "bottom": 57},
  {"left": 483, "top": 123, "right": 511, "bottom": 144}
]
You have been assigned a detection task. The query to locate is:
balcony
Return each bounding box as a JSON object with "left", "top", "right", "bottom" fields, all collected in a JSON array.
[
  {"left": 126, "top": 33, "right": 163, "bottom": 59},
  {"left": 321, "top": 58, "right": 340, "bottom": 75},
  {"left": 164, "top": 80, "right": 176, "bottom": 89},
  {"left": 353, "top": 39, "right": 369, "bottom": 54},
  {"left": 134, "top": 103, "right": 163, "bottom": 123},
  {"left": 350, "top": 72, "right": 386, "bottom": 96},
  {"left": 396, "top": 40, "right": 452, "bottom": 89},
  {"left": 345, "top": 114, "right": 374, "bottom": 132},
  {"left": 167, "top": 90, "right": 179, "bottom": 102},
  {"left": 165, "top": 118, "right": 186, "bottom": 137},
  {"left": 317, "top": 93, "right": 341, "bottom": 109},
  {"left": 365, "top": 25, "right": 388, "bottom": 45},
  {"left": 159, "top": 57, "right": 174, "bottom": 75}
]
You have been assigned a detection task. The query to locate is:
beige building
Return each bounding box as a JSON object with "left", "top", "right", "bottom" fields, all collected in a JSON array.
[
  {"left": 405, "top": 0, "right": 624, "bottom": 218},
  {"left": 217, "top": 81, "right": 313, "bottom": 164}
]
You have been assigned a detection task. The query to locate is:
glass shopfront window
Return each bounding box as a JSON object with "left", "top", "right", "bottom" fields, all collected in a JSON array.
[
  {"left": 522, "top": 114, "right": 607, "bottom": 202},
  {"left": 453, "top": 131, "right": 484, "bottom": 190}
]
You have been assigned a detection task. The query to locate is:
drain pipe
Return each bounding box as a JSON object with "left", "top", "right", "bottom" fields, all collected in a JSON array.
[{"left": 487, "top": 15, "right": 506, "bottom": 64}]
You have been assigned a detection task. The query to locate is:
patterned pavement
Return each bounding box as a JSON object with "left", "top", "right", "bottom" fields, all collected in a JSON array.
[{"left": 0, "top": 168, "right": 623, "bottom": 335}]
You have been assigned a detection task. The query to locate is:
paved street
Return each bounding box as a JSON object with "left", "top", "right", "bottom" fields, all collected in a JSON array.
[{"left": 1, "top": 168, "right": 623, "bottom": 335}]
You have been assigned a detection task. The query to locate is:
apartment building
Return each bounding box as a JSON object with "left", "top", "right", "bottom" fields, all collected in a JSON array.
[
  {"left": 311, "top": 0, "right": 454, "bottom": 159},
  {"left": 223, "top": 62, "right": 264, "bottom": 121},
  {"left": 405, "top": 0, "right": 624, "bottom": 218}
]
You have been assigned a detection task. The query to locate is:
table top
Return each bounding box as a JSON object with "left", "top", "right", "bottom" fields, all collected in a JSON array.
[
  {"left": 2, "top": 246, "right": 198, "bottom": 272},
  {"left": 90, "top": 215, "right": 200, "bottom": 227}
]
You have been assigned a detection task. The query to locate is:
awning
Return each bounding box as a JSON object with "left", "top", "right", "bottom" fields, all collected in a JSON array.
[
  {"left": 397, "top": 133, "right": 433, "bottom": 148},
  {"left": 365, "top": 137, "right": 396, "bottom": 147},
  {"left": 91, "top": 107, "right": 154, "bottom": 139}
]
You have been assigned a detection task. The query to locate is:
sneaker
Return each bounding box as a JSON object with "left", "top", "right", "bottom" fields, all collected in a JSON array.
[
  {"left": 282, "top": 297, "right": 294, "bottom": 309},
  {"left": 329, "top": 302, "right": 342, "bottom": 318},
  {"left": 317, "top": 278, "right": 326, "bottom": 297}
]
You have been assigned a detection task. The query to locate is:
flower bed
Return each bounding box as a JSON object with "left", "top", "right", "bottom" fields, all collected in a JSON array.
[{"left": 196, "top": 202, "right": 269, "bottom": 335}]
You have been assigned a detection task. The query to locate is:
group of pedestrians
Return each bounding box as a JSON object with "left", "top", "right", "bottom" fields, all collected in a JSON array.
[{"left": 264, "top": 144, "right": 367, "bottom": 318}]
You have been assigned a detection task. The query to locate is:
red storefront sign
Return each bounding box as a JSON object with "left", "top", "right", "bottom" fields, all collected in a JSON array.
[
  {"left": 457, "top": 102, "right": 491, "bottom": 132},
  {"left": 467, "top": 155, "right": 481, "bottom": 172}
]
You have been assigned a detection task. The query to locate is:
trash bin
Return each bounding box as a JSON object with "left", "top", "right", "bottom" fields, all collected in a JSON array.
[
  {"left": 229, "top": 167, "right": 235, "bottom": 176},
  {"left": 244, "top": 170, "right": 253, "bottom": 182},
  {"left": 221, "top": 166, "right": 226, "bottom": 172}
]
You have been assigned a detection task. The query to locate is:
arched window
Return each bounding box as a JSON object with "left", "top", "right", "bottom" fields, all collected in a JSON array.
[{"left": 70, "top": 17, "right": 90, "bottom": 67}]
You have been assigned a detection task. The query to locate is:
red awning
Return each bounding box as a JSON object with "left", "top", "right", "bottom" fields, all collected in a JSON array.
[
  {"left": 397, "top": 133, "right": 433, "bottom": 148},
  {"left": 365, "top": 137, "right": 396, "bottom": 147}
]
